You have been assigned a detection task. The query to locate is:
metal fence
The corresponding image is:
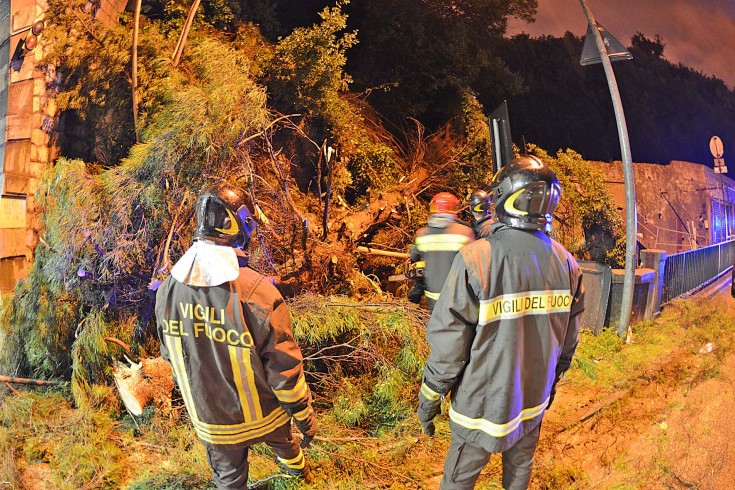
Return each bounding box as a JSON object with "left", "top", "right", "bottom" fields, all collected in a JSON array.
[{"left": 661, "top": 239, "right": 735, "bottom": 304}]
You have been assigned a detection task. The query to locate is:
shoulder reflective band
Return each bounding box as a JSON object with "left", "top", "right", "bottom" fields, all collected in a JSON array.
[
  {"left": 448, "top": 397, "right": 548, "bottom": 438},
  {"left": 504, "top": 188, "right": 529, "bottom": 216},
  {"left": 415, "top": 233, "right": 472, "bottom": 252},
  {"left": 479, "top": 290, "right": 572, "bottom": 324},
  {"left": 424, "top": 290, "right": 440, "bottom": 300}
]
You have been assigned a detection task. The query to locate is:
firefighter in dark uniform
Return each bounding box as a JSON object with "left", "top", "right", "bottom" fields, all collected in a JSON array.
[
  {"left": 417, "top": 156, "right": 585, "bottom": 489},
  {"left": 156, "top": 184, "right": 316, "bottom": 489},
  {"left": 468, "top": 189, "right": 494, "bottom": 238},
  {"left": 408, "top": 192, "right": 475, "bottom": 310}
]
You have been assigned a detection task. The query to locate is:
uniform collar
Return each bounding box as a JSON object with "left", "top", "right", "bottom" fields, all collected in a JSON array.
[
  {"left": 171, "top": 240, "right": 242, "bottom": 287},
  {"left": 428, "top": 214, "right": 457, "bottom": 227}
]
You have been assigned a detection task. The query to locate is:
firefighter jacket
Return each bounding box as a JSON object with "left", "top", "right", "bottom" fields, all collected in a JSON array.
[
  {"left": 472, "top": 215, "right": 495, "bottom": 239},
  {"left": 156, "top": 243, "right": 315, "bottom": 450},
  {"left": 420, "top": 222, "right": 584, "bottom": 453},
  {"left": 410, "top": 214, "right": 475, "bottom": 308}
]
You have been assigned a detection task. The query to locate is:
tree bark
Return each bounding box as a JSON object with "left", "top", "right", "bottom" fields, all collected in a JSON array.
[
  {"left": 113, "top": 357, "right": 174, "bottom": 416},
  {"left": 172, "top": 0, "right": 201, "bottom": 67},
  {"left": 131, "top": 0, "right": 142, "bottom": 142}
]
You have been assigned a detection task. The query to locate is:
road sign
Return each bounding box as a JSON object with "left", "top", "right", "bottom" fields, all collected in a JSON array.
[
  {"left": 580, "top": 22, "right": 633, "bottom": 66},
  {"left": 715, "top": 165, "right": 728, "bottom": 174},
  {"left": 715, "top": 158, "right": 726, "bottom": 167},
  {"left": 710, "top": 136, "right": 724, "bottom": 158}
]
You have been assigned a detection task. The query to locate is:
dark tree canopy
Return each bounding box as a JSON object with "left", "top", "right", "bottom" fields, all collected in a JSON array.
[
  {"left": 244, "top": 0, "right": 536, "bottom": 128},
  {"left": 495, "top": 32, "right": 735, "bottom": 167}
]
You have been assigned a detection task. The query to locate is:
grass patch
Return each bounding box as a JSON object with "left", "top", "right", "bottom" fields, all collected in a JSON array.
[{"left": 3, "top": 295, "right": 735, "bottom": 488}]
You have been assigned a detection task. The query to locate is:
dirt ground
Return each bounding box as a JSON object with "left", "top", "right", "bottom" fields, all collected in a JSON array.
[{"left": 529, "top": 289, "right": 735, "bottom": 490}]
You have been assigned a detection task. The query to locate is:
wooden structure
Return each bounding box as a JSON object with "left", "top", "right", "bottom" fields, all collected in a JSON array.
[
  {"left": 1, "top": 0, "right": 127, "bottom": 293},
  {"left": 1, "top": 0, "right": 50, "bottom": 292}
]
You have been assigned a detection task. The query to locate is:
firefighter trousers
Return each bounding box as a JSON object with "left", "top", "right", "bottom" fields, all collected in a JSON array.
[
  {"left": 440, "top": 422, "right": 542, "bottom": 490},
  {"left": 204, "top": 423, "right": 307, "bottom": 489}
]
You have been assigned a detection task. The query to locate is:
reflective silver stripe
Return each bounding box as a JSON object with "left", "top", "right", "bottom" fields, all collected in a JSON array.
[
  {"left": 479, "top": 290, "right": 572, "bottom": 325},
  {"left": 420, "top": 382, "right": 441, "bottom": 401},
  {"left": 448, "top": 398, "right": 548, "bottom": 438},
  {"left": 424, "top": 290, "right": 440, "bottom": 300},
  {"left": 415, "top": 234, "right": 472, "bottom": 252}
]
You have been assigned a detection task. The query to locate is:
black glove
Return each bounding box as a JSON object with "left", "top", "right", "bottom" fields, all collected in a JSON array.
[
  {"left": 295, "top": 411, "right": 317, "bottom": 448},
  {"left": 547, "top": 385, "right": 557, "bottom": 410},
  {"left": 300, "top": 432, "right": 314, "bottom": 449},
  {"left": 408, "top": 283, "right": 424, "bottom": 304},
  {"left": 417, "top": 400, "right": 441, "bottom": 436},
  {"left": 417, "top": 379, "right": 444, "bottom": 436}
]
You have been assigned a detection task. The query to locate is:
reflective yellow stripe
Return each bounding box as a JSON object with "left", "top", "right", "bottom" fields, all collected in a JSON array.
[
  {"left": 192, "top": 404, "right": 287, "bottom": 432},
  {"left": 416, "top": 233, "right": 472, "bottom": 252},
  {"left": 278, "top": 449, "right": 305, "bottom": 469},
  {"left": 448, "top": 398, "right": 548, "bottom": 438},
  {"left": 194, "top": 408, "right": 291, "bottom": 444},
  {"left": 230, "top": 346, "right": 263, "bottom": 422},
  {"left": 424, "top": 290, "right": 440, "bottom": 300},
  {"left": 164, "top": 335, "right": 199, "bottom": 423},
  {"left": 420, "top": 382, "right": 441, "bottom": 401},
  {"left": 479, "top": 290, "right": 572, "bottom": 325},
  {"left": 293, "top": 406, "right": 312, "bottom": 422},
  {"left": 273, "top": 375, "right": 308, "bottom": 403}
]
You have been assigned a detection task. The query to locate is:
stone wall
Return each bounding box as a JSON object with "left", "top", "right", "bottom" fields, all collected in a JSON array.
[
  {"left": 0, "top": 0, "right": 54, "bottom": 293},
  {"left": 591, "top": 160, "right": 735, "bottom": 255}
]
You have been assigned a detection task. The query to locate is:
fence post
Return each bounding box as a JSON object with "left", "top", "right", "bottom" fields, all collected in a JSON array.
[{"left": 640, "top": 249, "right": 667, "bottom": 318}]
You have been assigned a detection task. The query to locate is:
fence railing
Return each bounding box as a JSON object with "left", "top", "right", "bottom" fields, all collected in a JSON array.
[{"left": 661, "top": 239, "right": 735, "bottom": 304}]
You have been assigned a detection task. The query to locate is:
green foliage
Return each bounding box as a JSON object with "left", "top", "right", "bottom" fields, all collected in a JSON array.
[
  {"left": 43, "top": 1, "right": 172, "bottom": 164},
  {"left": 344, "top": 0, "right": 531, "bottom": 126},
  {"left": 567, "top": 297, "right": 735, "bottom": 389},
  {"left": 530, "top": 145, "right": 626, "bottom": 267},
  {"left": 1, "top": 30, "right": 274, "bottom": 403},
  {"left": 447, "top": 90, "right": 494, "bottom": 193},
  {"left": 0, "top": 387, "right": 127, "bottom": 489},
  {"left": 289, "top": 295, "right": 430, "bottom": 432},
  {"left": 264, "top": 1, "right": 400, "bottom": 195},
  {"left": 144, "top": 0, "right": 242, "bottom": 30},
  {"left": 570, "top": 328, "right": 624, "bottom": 381}
]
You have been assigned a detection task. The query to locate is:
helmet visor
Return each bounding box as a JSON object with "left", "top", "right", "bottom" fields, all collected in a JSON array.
[{"left": 504, "top": 182, "right": 556, "bottom": 217}]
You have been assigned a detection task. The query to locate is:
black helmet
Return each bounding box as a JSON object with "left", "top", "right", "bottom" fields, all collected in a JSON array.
[
  {"left": 468, "top": 189, "right": 491, "bottom": 215},
  {"left": 491, "top": 155, "right": 561, "bottom": 233},
  {"left": 194, "top": 183, "right": 256, "bottom": 249}
]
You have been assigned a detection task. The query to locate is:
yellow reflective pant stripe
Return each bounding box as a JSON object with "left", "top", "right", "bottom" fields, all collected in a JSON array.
[
  {"left": 448, "top": 398, "right": 548, "bottom": 438},
  {"left": 424, "top": 290, "right": 440, "bottom": 300},
  {"left": 278, "top": 449, "right": 305, "bottom": 469}
]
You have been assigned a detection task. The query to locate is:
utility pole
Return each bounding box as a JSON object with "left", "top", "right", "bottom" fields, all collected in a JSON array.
[{"left": 579, "top": 0, "right": 636, "bottom": 339}]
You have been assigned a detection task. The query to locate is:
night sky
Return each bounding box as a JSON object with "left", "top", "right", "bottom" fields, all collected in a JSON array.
[{"left": 507, "top": 0, "right": 735, "bottom": 90}]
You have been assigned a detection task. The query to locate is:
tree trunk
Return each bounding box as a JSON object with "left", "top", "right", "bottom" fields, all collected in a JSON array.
[
  {"left": 172, "top": 0, "right": 202, "bottom": 67},
  {"left": 113, "top": 357, "right": 174, "bottom": 416}
]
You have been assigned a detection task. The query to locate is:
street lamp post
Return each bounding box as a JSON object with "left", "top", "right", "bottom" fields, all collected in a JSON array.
[{"left": 578, "top": 0, "right": 637, "bottom": 339}]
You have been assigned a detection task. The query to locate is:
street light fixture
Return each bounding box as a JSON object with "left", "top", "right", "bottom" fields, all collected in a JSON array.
[{"left": 578, "top": 0, "right": 637, "bottom": 340}]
